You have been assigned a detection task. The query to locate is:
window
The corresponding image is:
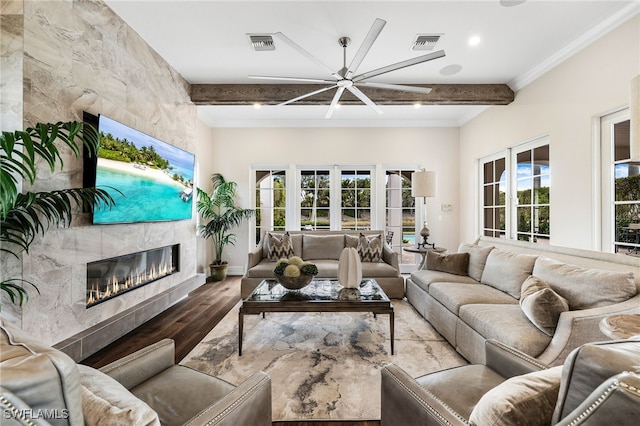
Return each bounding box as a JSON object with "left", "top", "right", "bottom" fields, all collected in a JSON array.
[
  {"left": 255, "top": 169, "right": 287, "bottom": 242},
  {"left": 385, "top": 169, "right": 416, "bottom": 267},
  {"left": 514, "top": 144, "right": 550, "bottom": 242},
  {"left": 481, "top": 156, "right": 507, "bottom": 238},
  {"left": 341, "top": 169, "right": 372, "bottom": 230},
  {"left": 300, "top": 169, "right": 331, "bottom": 230},
  {"left": 601, "top": 110, "right": 640, "bottom": 255},
  {"left": 479, "top": 138, "right": 550, "bottom": 243}
]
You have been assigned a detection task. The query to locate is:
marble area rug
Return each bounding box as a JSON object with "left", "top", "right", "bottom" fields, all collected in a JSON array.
[{"left": 181, "top": 300, "right": 467, "bottom": 421}]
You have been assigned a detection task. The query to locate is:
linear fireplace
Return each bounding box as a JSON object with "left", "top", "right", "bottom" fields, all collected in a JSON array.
[{"left": 86, "top": 244, "right": 179, "bottom": 307}]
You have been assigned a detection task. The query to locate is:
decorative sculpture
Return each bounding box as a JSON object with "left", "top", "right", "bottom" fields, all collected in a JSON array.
[{"left": 338, "top": 247, "right": 362, "bottom": 288}]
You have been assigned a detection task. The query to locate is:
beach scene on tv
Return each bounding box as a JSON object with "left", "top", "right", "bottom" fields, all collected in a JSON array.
[{"left": 94, "top": 115, "right": 195, "bottom": 224}]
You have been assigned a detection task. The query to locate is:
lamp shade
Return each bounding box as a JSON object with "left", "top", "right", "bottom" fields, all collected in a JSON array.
[{"left": 412, "top": 170, "right": 437, "bottom": 197}]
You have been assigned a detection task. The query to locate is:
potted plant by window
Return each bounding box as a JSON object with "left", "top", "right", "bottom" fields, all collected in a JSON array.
[
  {"left": 1, "top": 121, "right": 116, "bottom": 308},
  {"left": 197, "top": 174, "right": 254, "bottom": 281}
]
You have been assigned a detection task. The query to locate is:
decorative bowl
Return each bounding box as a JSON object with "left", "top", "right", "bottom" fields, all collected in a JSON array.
[{"left": 274, "top": 273, "right": 313, "bottom": 290}]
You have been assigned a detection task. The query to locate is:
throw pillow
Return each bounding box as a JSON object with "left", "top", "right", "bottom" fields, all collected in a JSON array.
[
  {"left": 357, "top": 233, "right": 383, "bottom": 262},
  {"left": 519, "top": 276, "right": 569, "bottom": 336},
  {"left": 469, "top": 365, "right": 563, "bottom": 426},
  {"left": 426, "top": 251, "right": 470, "bottom": 276},
  {"left": 480, "top": 249, "right": 538, "bottom": 299},
  {"left": 78, "top": 365, "right": 160, "bottom": 426},
  {"left": 457, "top": 243, "right": 494, "bottom": 281},
  {"left": 268, "top": 232, "right": 294, "bottom": 261}
]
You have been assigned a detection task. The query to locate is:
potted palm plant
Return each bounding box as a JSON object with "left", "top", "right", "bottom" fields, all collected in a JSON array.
[
  {"left": 0, "top": 121, "right": 116, "bottom": 307},
  {"left": 197, "top": 174, "right": 254, "bottom": 281}
]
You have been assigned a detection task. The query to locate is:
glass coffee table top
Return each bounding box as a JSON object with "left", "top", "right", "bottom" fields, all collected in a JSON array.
[{"left": 245, "top": 278, "right": 389, "bottom": 303}]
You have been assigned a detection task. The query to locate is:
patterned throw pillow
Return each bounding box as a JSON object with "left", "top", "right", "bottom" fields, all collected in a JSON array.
[
  {"left": 268, "top": 232, "right": 294, "bottom": 261},
  {"left": 357, "top": 233, "right": 383, "bottom": 262}
]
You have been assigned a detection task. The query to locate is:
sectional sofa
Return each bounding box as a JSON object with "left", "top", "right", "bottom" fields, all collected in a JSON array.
[
  {"left": 406, "top": 236, "right": 640, "bottom": 366},
  {"left": 240, "top": 230, "right": 404, "bottom": 299}
]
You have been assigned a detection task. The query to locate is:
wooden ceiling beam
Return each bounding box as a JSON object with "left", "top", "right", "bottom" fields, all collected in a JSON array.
[{"left": 190, "top": 84, "right": 514, "bottom": 106}]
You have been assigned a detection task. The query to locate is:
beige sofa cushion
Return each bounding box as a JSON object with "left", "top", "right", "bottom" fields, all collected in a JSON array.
[
  {"left": 429, "top": 283, "right": 518, "bottom": 315},
  {"left": 302, "top": 234, "right": 345, "bottom": 260},
  {"left": 0, "top": 320, "right": 84, "bottom": 426},
  {"left": 532, "top": 256, "right": 637, "bottom": 310},
  {"left": 469, "top": 365, "right": 563, "bottom": 426},
  {"left": 459, "top": 304, "right": 551, "bottom": 357},
  {"left": 426, "top": 251, "right": 469, "bottom": 276},
  {"left": 520, "top": 276, "right": 569, "bottom": 336},
  {"left": 458, "top": 243, "right": 494, "bottom": 281},
  {"left": 481, "top": 249, "right": 538, "bottom": 299},
  {"left": 78, "top": 365, "right": 160, "bottom": 426}
]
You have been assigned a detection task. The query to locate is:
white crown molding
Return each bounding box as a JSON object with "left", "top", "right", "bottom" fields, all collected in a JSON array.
[
  {"left": 199, "top": 118, "right": 466, "bottom": 128},
  {"left": 509, "top": 2, "right": 640, "bottom": 92}
]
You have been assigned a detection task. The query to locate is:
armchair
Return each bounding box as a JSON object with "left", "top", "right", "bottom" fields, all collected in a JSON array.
[
  {"left": 381, "top": 339, "right": 640, "bottom": 426},
  {"left": 0, "top": 319, "right": 271, "bottom": 425}
]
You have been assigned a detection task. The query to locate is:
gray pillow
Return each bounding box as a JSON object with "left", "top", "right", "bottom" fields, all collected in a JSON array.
[
  {"left": 481, "top": 249, "right": 538, "bottom": 298},
  {"left": 532, "top": 256, "right": 637, "bottom": 310},
  {"left": 457, "top": 243, "right": 494, "bottom": 281},
  {"left": 268, "top": 232, "right": 294, "bottom": 261},
  {"left": 469, "top": 366, "right": 563, "bottom": 426},
  {"left": 520, "top": 276, "right": 569, "bottom": 336},
  {"left": 426, "top": 251, "right": 470, "bottom": 276},
  {"left": 302, "top": 234, "right": 345, "bottom": 260},
  {"left": 357, "top": 233, "right": 383, "bottom": 262}
]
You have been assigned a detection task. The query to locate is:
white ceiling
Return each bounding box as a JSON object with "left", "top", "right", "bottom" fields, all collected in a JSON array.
[{"left": 104, "top": 0, "right": 639, "bottom": 127}]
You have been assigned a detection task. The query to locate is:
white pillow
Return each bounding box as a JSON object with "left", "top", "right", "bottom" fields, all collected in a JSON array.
[{"left": 78, "top": 365, "right": 160, "bottom": 426}]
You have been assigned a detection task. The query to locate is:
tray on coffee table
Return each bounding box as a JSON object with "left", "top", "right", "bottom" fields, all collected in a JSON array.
[{"left": 239, "top": 278, "right": 394, "bottom": 355}]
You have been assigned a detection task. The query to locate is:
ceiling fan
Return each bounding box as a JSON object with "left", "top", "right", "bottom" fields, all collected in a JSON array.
[{"left": 248, "top": 18, "right": 446, "bottom": 118}]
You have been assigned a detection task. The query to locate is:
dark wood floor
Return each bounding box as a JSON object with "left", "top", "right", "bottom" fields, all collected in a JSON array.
[{"left": 82, "top": 276, "right": 381, "bottom": 426}]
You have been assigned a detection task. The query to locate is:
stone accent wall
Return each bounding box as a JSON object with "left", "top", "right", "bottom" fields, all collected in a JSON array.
[{"left": 1, "top": 0, "right": 202, "bottom": 350}]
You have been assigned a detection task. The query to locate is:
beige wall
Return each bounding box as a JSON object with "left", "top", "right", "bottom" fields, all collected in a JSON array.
[
  {"left": 1, "top": 0, "right": 202, "bottom": 345},
  {"left": 197, "top": 126, "right": 461, "bottom": 272},
  {"left": 459, "top": 16, "right": 640, "bottom": 250}
]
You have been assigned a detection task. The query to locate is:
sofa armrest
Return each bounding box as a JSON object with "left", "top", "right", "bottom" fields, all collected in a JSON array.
[
  {"left": 382, "top": 244, "right": 399, "bottom": 270},
  {"left": 485, "top": 339, "right": 547, "bottom": 378},
  {"left": 184, "top": 371, "right": 271, "bottom": 426},
  {"left": 537, "top": 295, "right": 640, "bottom": 366},
  {"left": 99, "top": 339, "right": 175, "bottom": 390},
  {"left": 381, "top": 363, "right": 468, "bottom": 426},
  {"left": 554, "top": 372, "right": 640, "bottom": 426},
  {"left": 247, "top": 242, "right": 264, "bottom": 270}
]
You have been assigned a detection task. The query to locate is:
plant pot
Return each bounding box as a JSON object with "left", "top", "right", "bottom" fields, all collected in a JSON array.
[{"left": 209, "top": 263, "right": 228, "bottom": 282}]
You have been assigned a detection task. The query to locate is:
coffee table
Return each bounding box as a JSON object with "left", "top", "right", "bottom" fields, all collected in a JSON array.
[{"left": 239, "top": 278, "right": 394, "bottom": 355}]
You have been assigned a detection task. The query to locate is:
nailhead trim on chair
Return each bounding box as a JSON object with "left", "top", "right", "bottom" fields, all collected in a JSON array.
[
  {"left": 0, "top": 395, "right": 37, "bottom": 426},
  {"left": 384, "top": 366, "right": 469, "bottom": 426},
  {"left": 99, "top": 339, "right": 173, "bottom": 373},
  {"left": 563, "top": 375, "right": 640, "bottom": 426},
  {"left": 489, "top": 340, "right": 548, "bottom": 370},
  {"left": 185, "top": 373, "right": 271, "bottom": 426}
]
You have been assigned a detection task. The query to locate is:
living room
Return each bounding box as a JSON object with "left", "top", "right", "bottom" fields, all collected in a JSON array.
[{"left": 1, "top": 0, "right": 639, "bottom": 425}]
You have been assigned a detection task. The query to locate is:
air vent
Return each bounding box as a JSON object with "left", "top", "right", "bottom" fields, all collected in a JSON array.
[
  {"left": 248, "top": 34, "right": 275, "bottom": 51},
  {"left": 412, "top": 34, "right": 442, "bottom": 51}
]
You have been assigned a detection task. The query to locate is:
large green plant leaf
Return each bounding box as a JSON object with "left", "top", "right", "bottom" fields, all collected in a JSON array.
[{"left": 0, "top": 121, "right": 115, "bottom": 307}]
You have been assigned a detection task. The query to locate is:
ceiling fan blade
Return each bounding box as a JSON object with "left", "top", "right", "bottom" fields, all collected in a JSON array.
[
  {"left": 353, "top": 50, "right": 446, "bottom": 82},
  {"left": 273, "top": 32, "right": 341, "bottom": 79},
  {"left": 359, "top": 81, "right": 432, "bottom": 94},
  {"left": 347, "top": 85, "right": 382, "bottom": 115},
  {"left": 278, "top": 85, "right": 337, "bottom": 106},
  {"left": 325, "top": 87, "right": 345, "bottom": 119},
  {"left": 249, "top": 75, "right": 336, "bottom": 84},
  {"left": 345, "top": 18, "right": 386, "bottom": 79}
]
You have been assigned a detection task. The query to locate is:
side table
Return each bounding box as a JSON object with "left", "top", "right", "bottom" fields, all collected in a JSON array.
[
  {"left": 599, "top": 314, "right": 640, "bottom": 340},
  {"left": 403, "top": 246, "right": 446, "bottom": 270}
]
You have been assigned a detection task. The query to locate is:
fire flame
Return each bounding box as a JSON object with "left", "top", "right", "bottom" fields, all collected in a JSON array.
[{"left": 86, "top": 252, "right": 175, "bottom": 306}]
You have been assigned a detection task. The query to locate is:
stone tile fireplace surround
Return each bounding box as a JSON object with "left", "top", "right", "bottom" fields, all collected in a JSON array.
[{"left": 1, "top": 0, "right": 207, "bottom": 361}]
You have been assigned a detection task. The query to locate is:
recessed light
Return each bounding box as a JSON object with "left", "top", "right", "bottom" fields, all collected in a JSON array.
[
  {"left": 469, "top": 35, "right": 481, "bottom": 47},
  {"left": 253, "top": 102, "right": 262, "bottom": 109},
  {"left": 413, "top": 103, "right": 422, "bottom": 109}
]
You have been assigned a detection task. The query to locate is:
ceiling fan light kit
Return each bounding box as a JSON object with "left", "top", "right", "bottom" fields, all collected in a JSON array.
[{"left": 248, "top": 18, "right": 446, "bottom": 118}]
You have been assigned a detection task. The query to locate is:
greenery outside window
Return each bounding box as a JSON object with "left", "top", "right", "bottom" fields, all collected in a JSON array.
[
  {"left": 300, "top": 169, "right": 331, "bottom": 230},
  {"left": 341, "top": 169, "right": 372, "bottom": 230},
  {"left": 255, "top": 169, "right": 287, "bottom": 243},
  {"left": 385, "top": 169, "right": 416, "bottom": 266}
]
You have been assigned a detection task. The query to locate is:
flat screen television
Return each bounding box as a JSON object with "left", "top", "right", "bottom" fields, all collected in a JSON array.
[{"left": 84, "top": 113, "right": 195, "bottom": 224}]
